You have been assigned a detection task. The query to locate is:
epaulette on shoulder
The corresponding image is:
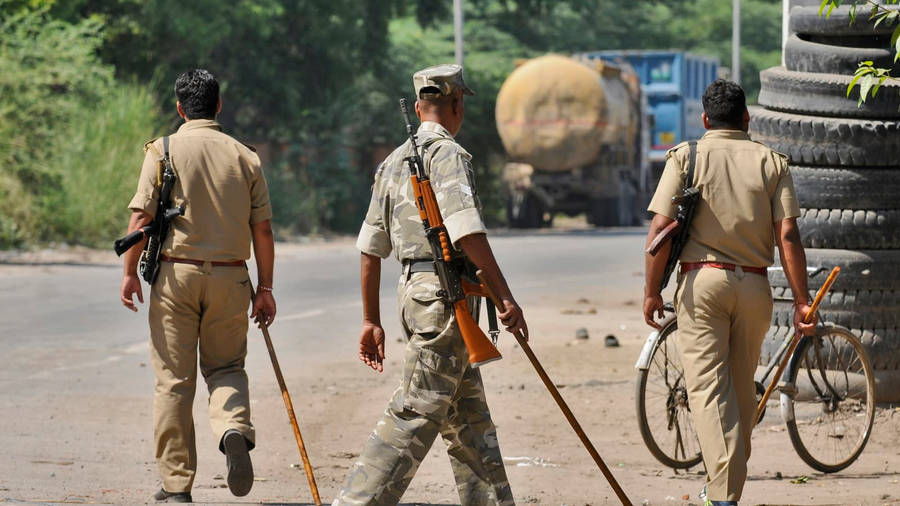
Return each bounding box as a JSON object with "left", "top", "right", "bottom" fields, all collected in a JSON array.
[
  {"left": 240, "top": 141, "right": 257, "bottom": 153},
  {"left": 143, "top": 137, "right": 162, "bottom": 153},
  {"left": 665, "top": 141, "right": 691, "bottom": 160}
]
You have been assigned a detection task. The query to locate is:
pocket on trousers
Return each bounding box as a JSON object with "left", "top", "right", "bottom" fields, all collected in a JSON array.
[
  {"left": 402, "top": 286, "right": 448, "bottom": 335},
  {"left": 402, "top": 347, "right": 463, "bottom": 420}
]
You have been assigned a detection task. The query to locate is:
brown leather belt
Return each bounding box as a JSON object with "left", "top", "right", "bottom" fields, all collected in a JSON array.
[
  {"left": 680, "top": 261, "right": 767, "bottom": 276},
  {"left": 160, "top": 254, "right": 245, "bottom": 267}
]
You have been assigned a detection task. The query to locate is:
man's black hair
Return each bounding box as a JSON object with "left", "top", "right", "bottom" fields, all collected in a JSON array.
[
  {"left": 174, "top": 69, "right": 219, "bottom": 120},
  {"left": 702, "top": 79, "right": 746, "bottom": 129}
]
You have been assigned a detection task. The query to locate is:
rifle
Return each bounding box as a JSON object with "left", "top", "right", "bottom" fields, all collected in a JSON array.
[
  {"left": 399, "top": 98, "right": 501, "bottom": 367},
  {"left": 646, "top": 141, "right": 700, "bottom": 292},
  {"left": 114, "top": 136, "right": 185, "bottom": 284}
]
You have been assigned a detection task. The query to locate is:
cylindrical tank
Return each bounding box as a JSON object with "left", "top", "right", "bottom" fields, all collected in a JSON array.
[{"left": 495, "top": 54, "right": 640, "bottom": 172}]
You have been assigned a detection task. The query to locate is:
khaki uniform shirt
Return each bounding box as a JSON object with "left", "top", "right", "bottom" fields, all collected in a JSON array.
[
  {"left": 648, "top": 129, "right": 800, "bottom": 267},
  {"left": 128, "top": 119, "right": 272, "bottom": 261},
  {"left": 356, "top": 121, "right": 486, "bottom": 261}
]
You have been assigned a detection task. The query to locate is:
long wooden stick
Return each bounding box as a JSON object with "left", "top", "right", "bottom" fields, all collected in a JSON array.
[
  {"left": 755, "top": 266, "right": 840, "bottom": 424},
  {"left": 477, "top": 271, "right": 633, "bottom": 506},
  {"left": 250, "top": 286, "right": 322, "bottom": 506}
]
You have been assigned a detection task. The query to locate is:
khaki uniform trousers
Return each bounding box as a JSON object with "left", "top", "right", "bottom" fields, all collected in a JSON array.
[
  {"left": 336, "top": 272, "right": 513, "bottom": 506},
  {"left": 674, "top": 267, "right": 772, "bottom": 502},
  {"left": 148, "top": 261, "right": 256, "bottom": 493}
]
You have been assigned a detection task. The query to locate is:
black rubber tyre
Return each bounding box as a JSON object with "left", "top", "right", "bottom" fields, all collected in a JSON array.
[
  {"left": 792, "top": 166, "right": 900, "bottom": 209},
  {"left": 784, "top": 34, "right": 899, "bottom": 74},
  {"left": 749, "top": 107, "right": 900, "bottom": 166},
  {"left": 506, "top": 193, "right": 544, "bottom": 228},
  {"left": 798, "top": 208, "right": 900, "bottom": 249},
  {"left": 769, "top": 248, "right": 900, "bottom": 292},
  {"left": 762, "top": 320, "right": 900, "bottom": 371},
  {"left": 758, "top": 67, "right": 900, "bottom": 119},
  {"left": 587, "top": 197, "right": 618, "bottom": 226},
  {"left": 782, "top": 324, "right": 876, "bottom": 473},
  {"left": 772, "top": 288, "right": 900, "bottom": 334},
  {"left": 790, "top": 5, "right": 898, "bottom": 38},
  {"left": 635, "top": 315, "right": 704, "bottom": 469}
]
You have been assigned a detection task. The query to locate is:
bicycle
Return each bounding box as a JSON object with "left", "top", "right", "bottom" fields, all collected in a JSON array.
[{"left": 634, "top": 267, "right": 876, "bottom": 473}]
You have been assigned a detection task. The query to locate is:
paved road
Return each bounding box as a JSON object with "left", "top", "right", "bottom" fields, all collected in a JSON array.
[{"left": 0, "top": 228, "right": 648, "bottom": 502}]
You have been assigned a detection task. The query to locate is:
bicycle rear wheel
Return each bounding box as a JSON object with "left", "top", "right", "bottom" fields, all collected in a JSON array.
[
  {"left": 780, "top": 324, "right": 876, "bottom": 473},
  {"left": 635, "top": 316, "right": 703, "bottom": 469}
]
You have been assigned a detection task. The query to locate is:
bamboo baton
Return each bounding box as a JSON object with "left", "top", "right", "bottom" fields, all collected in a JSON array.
[
  {"left": 755, "top": 266, "right": 840, "bottom": 425},
  {"left": 249, "top": 284, "right": 322, "bottom": 506},
  {"left": 476, "top": 271, "right": 633, "bottom": 506}
]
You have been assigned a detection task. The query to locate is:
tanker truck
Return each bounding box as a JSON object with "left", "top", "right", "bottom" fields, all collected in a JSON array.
[{"left": 496, "top": 54, "right": 648, "bottom": 227}]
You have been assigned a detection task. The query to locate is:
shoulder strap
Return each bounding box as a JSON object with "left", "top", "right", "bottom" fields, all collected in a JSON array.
[
  {"left": 163, "top": 136, "right": 170, "bottom": 159},
  {"left": 685, "top": 141, "right": 697, "bottom": 189}
]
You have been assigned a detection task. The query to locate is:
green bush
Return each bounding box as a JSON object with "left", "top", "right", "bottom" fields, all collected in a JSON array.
[{"left": 40, "top": 84, "right": 162, "bottom": 246}]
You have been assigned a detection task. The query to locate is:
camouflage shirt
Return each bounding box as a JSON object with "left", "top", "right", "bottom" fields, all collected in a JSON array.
[{"left": 356, "top": 121, "right": 486, "bottom": 262}]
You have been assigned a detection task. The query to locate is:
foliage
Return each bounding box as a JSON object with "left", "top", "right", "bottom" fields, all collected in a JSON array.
[
  {"left": 823, "top": 0, "right": 900, "bottom": 105},
  {"left": 0, "top": 0, "right": 788, "bottom": 248},
  {"left": 0, "top": 6, "right": 160, "bottom": 248}
]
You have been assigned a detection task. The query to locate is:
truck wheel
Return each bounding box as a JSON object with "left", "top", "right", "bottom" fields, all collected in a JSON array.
[
  {"left": 758, "top": 67, "right": 900, "bottom": 120},
  {"left": 790, "top": 4, "right": 898, "bottom": 38},
  {"left": 799, "top": 208, "right": 900, "bottom": 249},
  {"left": 588, "top": 197, "right": 618, "bottom": 227},
  {"left": 760, "top": 324, "right": 900, "bottom": 374},
  {"left": 784, "top": 34, "right": 899, "bottom": 75},
  {"left": 771, "top": 289, "right": 900, "bottom": 338},
  {"left": 749, "top": 106, "right": 900, "bottom": 167},
  {"left": 507, "top": 194, "right": 544, "bottom": 228},
  {"left": 793, "top": 167, "right": 900, "bottom": 210},
  {"left": 769, "top": 248, "right": 900, "bottom": 292}
]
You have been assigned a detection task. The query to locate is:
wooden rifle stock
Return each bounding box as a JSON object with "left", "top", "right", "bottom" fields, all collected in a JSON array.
[
  {"left": 646, "top": 220, "right": 680, "bottom": 256},
  {"left": 401, "top": 98, "right": 500, "bottom": 367},
  {"left": 755, "top": 266, "right": 840, "bottom": 424},
  {"left": 476, "top": 271, "right": 633, "bottom": 506}
]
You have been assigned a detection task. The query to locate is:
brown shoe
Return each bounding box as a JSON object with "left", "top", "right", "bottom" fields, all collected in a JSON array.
[{"left": 151, "top": 488, "right": 192, "bottom": 503}]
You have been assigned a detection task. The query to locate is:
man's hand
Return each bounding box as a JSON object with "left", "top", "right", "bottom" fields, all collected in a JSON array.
[
  {"left": 793, "top": 301, "right": 817, "bottom": 336},
  {"left": 643, "top": 292, "right": 665, "bottom": 329},
  {"left": 359, "top": 322, "right": 386, "bottom": 372},
  {"left": 121, "top": 274, "right": 144, "bottom": 312},
  {"left": 497, "top": 299, "right": 528, "bottom": 341},
  {"left": 251, "top": 291, "right": 276, "bottom": 329}
]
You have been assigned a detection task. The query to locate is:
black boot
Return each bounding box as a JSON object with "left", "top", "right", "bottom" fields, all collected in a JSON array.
[
  {"left": 151, "top": 488, "right": 192, "bottom": 503},
  {"left": 222, "top": 429, "right": 254, "bottom": 496}
]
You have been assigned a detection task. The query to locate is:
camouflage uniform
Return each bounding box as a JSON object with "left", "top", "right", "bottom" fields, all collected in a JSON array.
[{"left": 335, "top": 65, "right": 514, "bottom": 506}]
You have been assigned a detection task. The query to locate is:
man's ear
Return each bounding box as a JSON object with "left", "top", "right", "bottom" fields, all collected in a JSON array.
[
  {"left": 742, "top": 107, "right": 750, "bottom": 131},
  {"left": 414, "top": 99, "right": 422, "bottom": 120},
  {"left": 701, "top": 112, "right": 710, "bottom": 130},
  {"left": 216, "top": 98, "right": 223, "bottom": 115},
  {"left": 176, "top": 101, "right": 187, "bottom": 120}
]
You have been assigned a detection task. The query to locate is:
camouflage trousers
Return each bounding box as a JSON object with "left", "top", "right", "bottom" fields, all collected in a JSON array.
[{"left": 335, "top": 272, "right": 514, "bottom": 506}]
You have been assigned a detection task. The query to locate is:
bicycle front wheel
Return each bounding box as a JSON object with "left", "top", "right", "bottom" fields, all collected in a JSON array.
[
  {"left": 780, "top": 324, "right": 876, "bottom": 473},
  {"left": 635, "top": 316, "right": 703, "bottom": 469}
]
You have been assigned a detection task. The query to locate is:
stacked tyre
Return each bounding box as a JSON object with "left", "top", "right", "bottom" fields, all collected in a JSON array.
[{"left": 752, "top": 0, "right": 900, "bottom": 401}]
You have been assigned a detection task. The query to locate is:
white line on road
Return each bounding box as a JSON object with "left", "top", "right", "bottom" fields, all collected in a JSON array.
[{"left": 279, "top": 309, "right": 326, "bottom": 321}]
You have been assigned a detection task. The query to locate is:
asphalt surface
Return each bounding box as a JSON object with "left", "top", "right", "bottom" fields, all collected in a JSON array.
[{"left": 0, "top": 228, "right": 648, "bottom": 503}]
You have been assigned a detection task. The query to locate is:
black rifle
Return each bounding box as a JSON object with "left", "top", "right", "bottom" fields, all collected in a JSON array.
[
  {"left": 646, "top": 141, "right": 700, "bottom": 292},
  {"left": 113, "top": 136, "right": 184, "bottom": 284},
  {"left": 399, "top": 98, "right": 501, "bottom": 367}
]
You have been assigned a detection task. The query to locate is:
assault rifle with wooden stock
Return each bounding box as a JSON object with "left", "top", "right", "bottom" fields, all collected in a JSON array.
[
  {"left": 113, "top": 136, "right": 185, "bottom": 284},
  {"left": 646, "top": 141, "right": 700, "bottom": 292},
  {"left": 399, "top": 98, "right": 501, "bottom": 367}
]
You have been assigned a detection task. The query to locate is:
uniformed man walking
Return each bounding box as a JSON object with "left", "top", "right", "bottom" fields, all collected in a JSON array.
[
  {"left": 334, "top": 64, "right": 527, "bottom": 506},
  {"left": 119, "top": 69, "right": 275, "bottom": 503},
  {"left": 643, "top": 80, "right": 816, "bottom": 505}
]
